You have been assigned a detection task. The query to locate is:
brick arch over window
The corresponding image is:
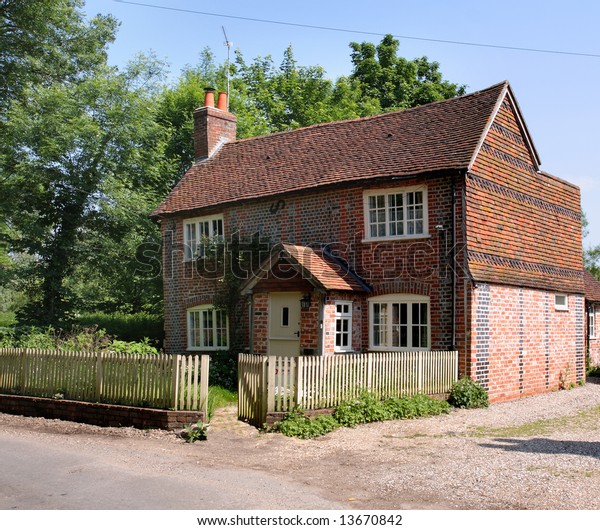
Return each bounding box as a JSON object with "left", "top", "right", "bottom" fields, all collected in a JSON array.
[
  {"left": 185, "top": 294, "right": 215, "bottom": 309},
  {"left": 371, "top": 281, "right": 430, "bottom": 297}
]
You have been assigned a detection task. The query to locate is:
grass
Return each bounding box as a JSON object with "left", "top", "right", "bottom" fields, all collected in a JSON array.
[
  {"left": 471, "top": 405, "right": 600, "bottom": 438},
  {"left": 207, "top": 385, "right": 237, "bottom": 421}
]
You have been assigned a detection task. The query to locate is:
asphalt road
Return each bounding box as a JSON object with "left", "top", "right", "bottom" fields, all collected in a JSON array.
[{"left": 0, "top": 431, "right": 344, "bottom": 510}]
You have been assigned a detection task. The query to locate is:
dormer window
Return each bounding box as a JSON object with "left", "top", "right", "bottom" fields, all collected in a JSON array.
[
  {"left": 184, "top": 215, "right": 224, "bottom": 261},
  {"left": 363, "top": 186, "right": 428, "bottom": 241}
]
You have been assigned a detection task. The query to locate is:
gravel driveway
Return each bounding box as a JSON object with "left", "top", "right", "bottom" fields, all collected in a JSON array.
[{"left": 2, "top": 379, "right": 600, "bottom": 509}]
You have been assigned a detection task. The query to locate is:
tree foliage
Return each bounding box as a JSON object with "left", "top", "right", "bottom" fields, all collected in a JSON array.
[
  {"left": 583, "top": 212, "right": 600, "bottom": 278},
  {"left": 0, "top": 2, "right": 167, "bottom": 325},
  {"left": 0, "top": 10, "right": 466, "bottom": 328},
  {"left": 349, "top": 34, "right": 466, "bottom": 110}
]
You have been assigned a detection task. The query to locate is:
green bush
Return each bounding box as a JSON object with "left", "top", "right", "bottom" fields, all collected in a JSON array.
[
  {"left": 76, "top": 311, "right": 164, "bottom": 345},
  {"left": 334, "top": 392, "right": 451, "bottom": 427},
  {"left": 0, "top": 325, "right": 163, "bottom": 356},
  {"left": 383, "top": 393, "right": 451, "bottom": 419},
  {"left": 274, "top": 410, "right": 339, "bottom": 439},
  {"left": 0, "top": 311, "right": 16, "bottom": 327},
  {"left": 108, "top": 338, "right": 160, "bottom": 355},
  {"left": 276, "top": 393, "right": 452, "bottom": 438},
  {"left": 208, "top": 350, "right": 238, "bottom": 390},
  {"left": 587, "top": 364, "right": 600, "bottom": 377},
  {"left": 448, "top": 377, "right": 489, "bottom": 409},
  {"left": 333, "top": 391, "right": 390, "bottom": 427}
]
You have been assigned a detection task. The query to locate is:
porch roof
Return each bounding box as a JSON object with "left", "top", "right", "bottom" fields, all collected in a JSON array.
[
  {"left": 584, "top": 269, "right": 600, "bottom": 303},
  {"left": 241, "top": 243, "right": 371, "bottom": 294}
]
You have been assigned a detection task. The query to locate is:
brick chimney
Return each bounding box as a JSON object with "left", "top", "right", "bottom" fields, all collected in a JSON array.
[{"left": 193, "top": 88, "right": 237, "bottom": 161}]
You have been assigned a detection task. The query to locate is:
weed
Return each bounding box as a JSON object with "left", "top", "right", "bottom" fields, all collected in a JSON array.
[
  {"left": 273, "top": 410, "right": 339, "bottom": 439},
  {"left": 181, "top": 420, "right": 209, "bottom": 442},
  {"left": 275, "top": 393, "right": 451, "bottom": 438}
]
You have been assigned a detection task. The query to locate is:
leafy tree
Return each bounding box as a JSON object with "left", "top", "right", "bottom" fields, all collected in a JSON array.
[
  {"left": 583, "top": 212, "right": 600, "bottom": 278},
  {"left": 0, "top": 0, "right": 115, "bottom": 113},
  {"left": 0, "top": 1, "right": 167, "bottom": 326},
  {"left": 233, "top": 46, "right": 378, "bottom": 134},
  {"left": 349, "top": 34, "right": 466, "bottom": 111}
]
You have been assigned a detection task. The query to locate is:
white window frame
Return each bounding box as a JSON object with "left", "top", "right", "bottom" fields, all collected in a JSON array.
[
  {"left": 363, "top": 186, "right": 429, "bottom": 242},
  {"left": 334, "top": 301, "right": 353, "bottom": 352},
  {"left": 183, "top": 215, "right": 224, "bottom": 261},
  {"left": 589, "top": 306, "right": 596, "bottom": 339},
  {"left": 187, "top": 305, "right": 229, "bottom": 351},
  {"left": 555, "top": 293, "right": 569, "bottom": 311},
  {"left": 368, "top": 294, "right": 430, "bottom": 351}
]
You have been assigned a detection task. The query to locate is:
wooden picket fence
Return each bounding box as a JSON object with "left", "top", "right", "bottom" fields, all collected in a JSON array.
[
  {"left": 238, "top": 351, "right": 458, "bottom": 427},
  {"left": 0, "top": 348, "right": 210, "bottom": 413}
]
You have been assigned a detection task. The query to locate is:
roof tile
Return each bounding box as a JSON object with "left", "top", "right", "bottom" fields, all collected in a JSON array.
[{"left": 153, "top": 82, "right": 508, "bottom": 217}]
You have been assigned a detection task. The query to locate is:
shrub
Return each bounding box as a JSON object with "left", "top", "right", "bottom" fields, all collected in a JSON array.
[
  {"left": 383, "top": 394, "right": 451, "bottom": 419},
  {"left": 208, "top": 350, "right": 237, "bottom": 390},
  {"left": 333, "top": 391, "right": 390, "bottom": 427},
  {"left": 108, "top": 338, "right": 160, "bottom": 355},
  {"left": 274, "top": 410, "right": 339, "bottom": 439},
  {"left": 587, "top": 364, "right": 600, "bottom": 377},
  {"left": 333, "top": 392, "right": 450, "bottom": 428},
  {"left": 448, "top": 377, "right": 489, "bottom": 409},
  {"left": 76, "top": 311, "right": 164, "bottom": 345}
]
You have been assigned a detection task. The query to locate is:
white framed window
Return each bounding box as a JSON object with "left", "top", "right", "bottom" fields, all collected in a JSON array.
[
  {"left": 555, "top": 294, "right": 569, "bottom": 311},
  {"left": 369, "top": 294, "right": 430, "bottom": 351},
  {"left": 334, "top": 301, "right": 352, "bottom": 352},
  {"left": 183, "top": 215, "right": 224, "bottom": 261},
  {"left": 589, "top": 307, "right": 596, "bottom": 339},
  {"left": 187, "top": 305, "right": 228, "bottom": 350},
  {"left": 363, "top": 186, "right": 428, "bottom": 241}
]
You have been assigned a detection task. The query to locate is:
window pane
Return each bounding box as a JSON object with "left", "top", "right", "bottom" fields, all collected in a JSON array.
[
  {"left": 373, "top": 303, "right": 387, "bottom": 347},
  {"left": 368, "top": 194, "right": 387, "bottom": 238},
  {"left": 282, "top": 307, "right": 289, "bottom": 327},
  {"left": 202, "top": 310, "right": 213, "bottom": 347},
  {"left": 189, "top": 311, "right": 200, "bottom": 348},
  {"left": 392, "top": 303, "right": 399, "bottom": 347},
  {"left": 399, "top": 303, "right": 408, "bottom": 347},
  {"left": 185, "top": 223, "right": 196, "bottom": 259},
  {"left": 215, "top": 310, "right": 228, "bottom": 348}
]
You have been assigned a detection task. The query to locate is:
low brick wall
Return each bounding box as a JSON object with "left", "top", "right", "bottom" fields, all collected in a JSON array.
[{"left": 0, "top": 394, "right": 205, "bottom": 430}]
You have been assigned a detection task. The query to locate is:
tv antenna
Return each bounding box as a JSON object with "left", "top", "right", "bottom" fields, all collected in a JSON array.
[{"left": 222, "top": 26, "right": 232, "bottom": 111}]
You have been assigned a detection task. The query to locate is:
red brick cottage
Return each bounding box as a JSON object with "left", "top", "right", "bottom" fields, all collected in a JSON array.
[
  {"left": 152, "top": 82, "right": 584, "bottom": 402},
  {"left": 584, "top": 269, "right": 600, "bottom": 366}
]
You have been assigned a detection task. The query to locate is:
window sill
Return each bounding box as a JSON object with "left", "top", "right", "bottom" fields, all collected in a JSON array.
[
  {"left": 368, "top": 347, "right": 431, "bottom": 352},
  {"left": 362, "top": 234, "right": 432, "bottom": 244},
  {"left": 186, "top": 347, "right": 227, "bottom": 352}
]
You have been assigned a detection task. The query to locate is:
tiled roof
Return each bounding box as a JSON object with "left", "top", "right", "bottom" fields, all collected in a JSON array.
[
  {"left": 281, "top": 244, "right": 370, "bottom": 293},
  {"left": 153, "top": 82, "right": 509, "bottom": 217},
  {"left": 240, "top": 243, "right": 370, "bottom": 294},
  {"left": 584, "top": 270, "right": 600, "bottom": 302}
]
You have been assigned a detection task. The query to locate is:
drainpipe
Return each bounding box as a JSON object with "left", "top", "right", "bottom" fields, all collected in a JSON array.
[
  {"left": 451, "top": 173, "right": 457, "bottom": 350},
  {"left": 248, "top": 292, "right": 254, "bottom": 355}
]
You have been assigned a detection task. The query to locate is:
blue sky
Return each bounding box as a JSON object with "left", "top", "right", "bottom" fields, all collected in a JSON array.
[{"left": 85, "top": 0, "right": 600, "bottom": 248}]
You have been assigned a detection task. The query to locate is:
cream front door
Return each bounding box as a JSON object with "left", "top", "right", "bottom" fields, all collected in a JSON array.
[{"left": 268, "top": 292, "right": 301, "bottom": 357}]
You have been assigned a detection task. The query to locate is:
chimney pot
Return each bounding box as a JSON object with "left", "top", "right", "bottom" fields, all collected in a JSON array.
[
  {"left": 217, "top": 91, "right": 228, "bottom": 111},
  {"left": 203, "top": 88, "right": 216, "bottom": 108}
]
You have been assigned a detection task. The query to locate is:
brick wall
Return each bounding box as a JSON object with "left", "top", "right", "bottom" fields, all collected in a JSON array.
[
  {"left": 0, "top": 394, "right": 204, "bottom": 430},
  {"left": 470, "top": 283, "right": 584, "bottom": 402},
  {"left": 160, "top": 175, "right": 459, "bottom": 355},
  {"left": 467, "top": 94, "right": 582, "bottom": 293}
]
